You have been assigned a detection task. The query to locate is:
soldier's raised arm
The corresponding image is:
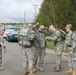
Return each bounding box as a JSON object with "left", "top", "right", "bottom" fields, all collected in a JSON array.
[{"left": 48, "top": 30, "right": 61, "bottom": 41}]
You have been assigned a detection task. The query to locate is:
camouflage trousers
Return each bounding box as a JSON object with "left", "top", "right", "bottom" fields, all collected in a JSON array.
[
  {"left": 33, "top": 47, "right": 40, "bottom": 68},
  {"left": 33, "top": 47, "right": 46, "bottom": 67},
  {"left": 55, "top": 43, "right": 63, "bottom": 66},
  {"left": 68, "top": 51, "right": 73, "bottom": 68},
  {"left": 0, "top": 47, "right": 2, "bottom": 67},
  {"left": 23, "top": 46, "right": 35, "bottom": 70},
  {"left": 72, "top": 60, "right": 76, "bottom": 69},
  {"left": 72, "top": 53, "right": 76, "bottom": 69},
  {"left": 39, "top": 47, "right": 46, "bottom": 67}
]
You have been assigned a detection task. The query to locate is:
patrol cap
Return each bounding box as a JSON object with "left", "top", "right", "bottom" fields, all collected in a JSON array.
[
  {"left": 33, "top": 25, "right": 36, "bottom": 28},
  {"left": 39, "top": 25, "right": 45, "bottom": 31},
  {"left": 49, "top": 25, "right": 54, "bottom": 30},
  {"left": 65, "top": 24, "right": 72, "bottom": 29}
]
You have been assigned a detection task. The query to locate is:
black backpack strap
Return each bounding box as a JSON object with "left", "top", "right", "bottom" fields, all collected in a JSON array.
[{"left": 71, "top": 32, "right": 74, "bottom": 41}]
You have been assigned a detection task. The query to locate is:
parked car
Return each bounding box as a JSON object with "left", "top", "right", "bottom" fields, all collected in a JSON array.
[
  {"left": 3, "top": 29, "right": 14, "bottom": 38},
  {"left": 6, "top": 31, "right": 19, "bottom": 42},
  {"left": 9, "top": 27, "right": 22, "bottom": 31}
]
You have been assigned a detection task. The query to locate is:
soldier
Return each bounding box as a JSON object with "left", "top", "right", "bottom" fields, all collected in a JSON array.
[
  {"left": 64, "top": 24, "right": 76, "bottom": 74},
  {"left": 0, "top": 32, "right": 6, "bottom": 70},
  {"left": 38, "top": 25, "right": 46, "bottom": 72},
  {"left": 45, "top": 25, "right": 63, "bottom": 72},
  {"left": 33, "top": 24, "right": 41, "bottom": 72},
  {"left": 72, "top": 35, "right": 76, "bottom": 75},
  {"left": 19, "top": 24, "right": 36, "bottom": 75}
]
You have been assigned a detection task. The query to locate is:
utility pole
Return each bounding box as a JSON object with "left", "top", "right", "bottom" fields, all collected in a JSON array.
[
  {"left": 33, "top": 4, "right": 38, "bottom": 20},
  {"left": 24, "top": 11, "right": 26, "bottom": 25}
]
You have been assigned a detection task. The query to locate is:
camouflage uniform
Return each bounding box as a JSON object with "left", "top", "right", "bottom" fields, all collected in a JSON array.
[
  {"left": 22, "top": 30, "right": 36, "bottom": 70},
  {"left": 33, "top": 34, "right": 41, "bottom": 69},
  {"left": 48, "top": 30, "right": 63, "bottom": 68},
  {"left": 64, "top": 24, "right": 76, "bottom": 74},
  {"left": 38, "top": 30, "right": 46, "bottom": 68},
  {"left": 33, "top": 25, "right": 46, "bottom": 72},
  {"left": 64, "top": 32, "right": 76, "bottom": 74},
  {"left": 23, "top": 46, "right": 35, "bottom": 70},
  {"left": 72, "top": 50, "right": 76, "bottom": 75},
  {"left": 0, "top": 35, "right": 5, "bottom": 67},
  {"left": 64, "top": 32, "right": 74, "bottom": 69},
  {"left": 65, "top": 32, "right": 76, "bottom": 68},
  {"left": 33, "top": 25, "right": 41, "bottom": 69},
  {"left": 72, "top": 52, "right": 76, "bottom": 70},
  {"left": 70, "top": 33, "right": 76, "bottom": 70}
]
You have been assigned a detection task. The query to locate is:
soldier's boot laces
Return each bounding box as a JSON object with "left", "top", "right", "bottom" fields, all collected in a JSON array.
[
  {"left": 53, "top": 65, "right": 61, "bottom": 72},
  {"left": 0, "top": 67, "right": 5, "bottom": 71},
  {"left": 39, "top": 67, "right": 44, "bottom": 72},
  {"left": 72, "top": 70, "right": 76, "bottom": 75},
  {"left": 65, "top": 68, "right": 73, "bottom": 74},
  {"left": 33, "top": 68, "right": 36, "bottom": 73},
  {"left": 29, "top": 70, "right": 35, "bottom": 75}
]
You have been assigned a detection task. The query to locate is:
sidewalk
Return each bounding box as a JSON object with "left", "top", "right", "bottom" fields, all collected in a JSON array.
[{"left": 46, "top": 48, "right": 55, "bottom": 54}]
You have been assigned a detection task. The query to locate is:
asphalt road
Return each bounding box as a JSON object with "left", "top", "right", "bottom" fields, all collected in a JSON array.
[{"left": 1, "top": 41, "right": 69, "bottom": 75}]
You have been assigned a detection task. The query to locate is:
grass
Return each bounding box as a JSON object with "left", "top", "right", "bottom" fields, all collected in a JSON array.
[{"left": 46, "top": 41, "right": 54, "bottom": 49}]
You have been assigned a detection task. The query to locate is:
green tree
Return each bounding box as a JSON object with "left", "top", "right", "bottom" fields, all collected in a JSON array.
[{"left": 35, "top": 0, "right": 76, "bottom": 30}]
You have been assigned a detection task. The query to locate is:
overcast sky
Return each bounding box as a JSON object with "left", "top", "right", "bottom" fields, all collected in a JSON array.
[{"left": 0, "top": 0, "right": 43, "bottom": 23}]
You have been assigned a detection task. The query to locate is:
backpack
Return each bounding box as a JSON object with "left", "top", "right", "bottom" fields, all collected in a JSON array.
[
  {"left": 39, "top": 32, "right": 46, "bottom": 47},
  {"left": 18, "top": 29, "right": 31, "bottom": 47},
  {"left": 58, "top": 29, "right": 66, "bottom": 41}
]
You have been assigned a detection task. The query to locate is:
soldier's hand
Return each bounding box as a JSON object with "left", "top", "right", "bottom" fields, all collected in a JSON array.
[
  {"left": 45, "top": 36, "right": 49, "bottom": 40},
  {"left": 70, "top": 51, "right": 73, "bottom": 56},
  {"left": 64, "top": 48, "right": 66, "bottom": 52}
]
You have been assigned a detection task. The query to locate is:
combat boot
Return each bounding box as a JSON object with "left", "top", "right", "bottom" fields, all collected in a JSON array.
[
  {"left": 0, "top": 67, "right": 5, "bottom": 71},
  {"left": 54, "top": 66, "right": 57, "bottom": 70},
  {"left": 29, "top": 70, "right": 35, "bottom": 75},
  {"left": 33, "top": 68, "right": 36, "bottom": 73},
  {"left": 72, "top": 70, "right": 76, "bottom": 75},
  {"left": 53, "top": 66, "right": 61, "bottom": 70},
  {"left": 24, "top": 70, "right": 28, "bottom": 75},
  {"left": 26, "top": 70, "right": 30, "bottom": 74},
  {"left": 53, "top": 65, "right": 61, "bottom": 72},
  {"left": 65, "top": 68, "right": 73, "bottom": 74},
  {"left": 39, "top": 67, "right": 44, "bottom": 72}
]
